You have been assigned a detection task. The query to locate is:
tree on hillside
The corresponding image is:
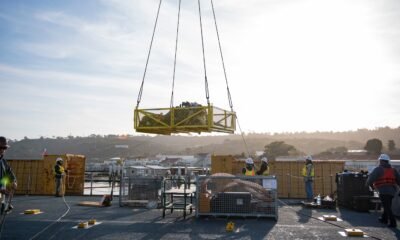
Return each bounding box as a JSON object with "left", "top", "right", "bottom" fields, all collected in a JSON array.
[
  {"left": 364, "top": 138, "right": 383, "bottom": 155},
  {"left": 388, "top": 140, "right": 396, "bottom": 151},
  {"left": 264, "top": 141, "right": 297, "bottom": 160}
]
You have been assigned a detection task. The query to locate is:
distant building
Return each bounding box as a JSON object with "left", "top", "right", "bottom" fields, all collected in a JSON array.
[
  {"left": 160, "top": 157, "right": 182, "bottom": 167},
  {"left": 193, "top": 153, "right": 211, "bottom": 168},
  {"left": 347, "top": 150, "right": 368, "bottom": 156}
]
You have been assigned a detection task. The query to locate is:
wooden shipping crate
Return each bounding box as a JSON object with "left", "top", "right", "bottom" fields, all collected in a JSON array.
[
  {"left": 64, "top": 154, "right": 86, "bottom": 195},
  {"left": 7, "top": 154, "right": 85, "bottom": 196},
  {"left": 210, "top": 156, "right": 345, "bottom": 199},
  {"left": 211, "top": 155, "right": 234, "bottom": 174},
  {"left": 273, "top": 160, "right": 345, "bottom": 199}
]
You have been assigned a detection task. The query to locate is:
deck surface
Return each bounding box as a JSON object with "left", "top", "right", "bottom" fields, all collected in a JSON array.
[{"left": 1, "top": 196, "right": 399, "bottom": 239}]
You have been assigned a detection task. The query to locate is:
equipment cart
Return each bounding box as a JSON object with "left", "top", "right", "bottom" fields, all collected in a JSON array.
[{"left": 162, "top": 178, "right": 195, "bottom": 219}]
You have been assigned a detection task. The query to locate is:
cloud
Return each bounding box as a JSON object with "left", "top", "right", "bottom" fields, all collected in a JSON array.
[{"left": 1, "top": 0, "right": 400, "bottom": 139}]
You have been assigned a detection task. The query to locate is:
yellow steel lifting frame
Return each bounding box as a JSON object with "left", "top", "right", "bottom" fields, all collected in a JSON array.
[{"left": 134, "top": 105, "right": 236, "bottom": 135}]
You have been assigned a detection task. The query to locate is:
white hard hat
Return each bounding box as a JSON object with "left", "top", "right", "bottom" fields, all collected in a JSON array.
[
  {"left": 378, "top": 154, "right": 390, "bottom": 162},
  {"left": 305, "top": 155, "right": 313, "bottom": 161},
  {"left": 261, "top": 157, "right": 268, "bottom": 163},
  {"left": 56, "top": 157, "right": 63, "bottom": 162},
  {"left": 245, "top": 158, "right": 254, "bottom": 164}
]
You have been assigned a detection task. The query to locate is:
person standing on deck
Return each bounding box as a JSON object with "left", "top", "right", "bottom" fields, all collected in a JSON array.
[
  {"left": 54, "top": 157, "right": 65, "bottom": 197},
  {"left": 302, "top": 156, "right": 314, "bottom": 202},
  {"left": 366, "top": 154, "right": 400, "bottom": 228},
  {"left": 256, "top": 157, "right": 270, "bottom": 176},
  {"left": 242, "top": 158, "right": 256, "bottom": 176},
  {"left": 0, "top": 136, "right": 17, "bottom": 213}
]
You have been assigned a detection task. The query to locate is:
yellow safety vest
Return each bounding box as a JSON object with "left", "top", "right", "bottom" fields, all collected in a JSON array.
[
  {"left": 302, "top": 164, "right": 314, "bottom": 177},
  {"left": 54, "top": 164, "right": 65, "bottom": 177},
  {"left": 245, "top": 168, "right": 255, "bottom": 176}
]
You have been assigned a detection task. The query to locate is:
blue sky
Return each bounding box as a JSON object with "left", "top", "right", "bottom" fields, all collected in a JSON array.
[{"left": 1, "top": 0, "right": 400, "bottom": 140}]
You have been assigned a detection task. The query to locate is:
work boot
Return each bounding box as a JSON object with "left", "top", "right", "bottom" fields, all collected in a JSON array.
[{"left": 4, "top": 205, "right": 13, "bottom": 214}]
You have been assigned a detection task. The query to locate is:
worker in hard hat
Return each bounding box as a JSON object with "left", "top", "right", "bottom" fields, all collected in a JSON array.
[
  {"left": 256, "top": 157, "right": 270, "bottom": 176},
  {"left": 242, "top": 158, "right": 256, "bottom": 176},
  {"left": 54, "top": 157, "right": 66, "bottom": 197},
  {"left": 366, "top": 154, "right": 400, "bottom": 228},
  {"left": 302, "top": 156, "right": 314, "bottom": 202},
  {"left": 0, "top": 136, "right": 17, "bottom": 213}
]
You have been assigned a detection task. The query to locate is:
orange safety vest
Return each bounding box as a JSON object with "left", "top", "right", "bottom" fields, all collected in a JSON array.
[
  {"left": 245, "top": 168, "right": 255, "bottom": 176},
  {"left": 373, "top": 168, "right": 396, "bottom": 188}
]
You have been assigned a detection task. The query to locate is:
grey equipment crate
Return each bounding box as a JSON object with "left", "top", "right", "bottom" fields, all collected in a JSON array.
[
  {"left": 196, "top": 174, "right": 278, "bottom": 220},
  {"left": 119, "top": 175, "right": 163, "bottom": 208}
]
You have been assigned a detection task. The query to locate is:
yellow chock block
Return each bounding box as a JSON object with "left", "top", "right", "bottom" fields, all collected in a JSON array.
[
  {"left": 344, "top": 228, "right": 364, "bottom": 237},
  {"left": 88, "top": 219, "right": 97, "bottom": 225},
  {"left": 78, "top": 222, "right": 89, "bottom": 228},
  {"left": 24, "top": 209, "right": 41, "bottom": 214},
  {"left": 226, "top": 221, "right": 235, "bottom": 232},
  {"left": 322, "top": 215, "right": 337, "bottom": 221}
]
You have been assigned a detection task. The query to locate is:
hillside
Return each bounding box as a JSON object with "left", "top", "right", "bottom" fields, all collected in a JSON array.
[{"left": 4, "top": 127, "right": 400, "bottom": 162}]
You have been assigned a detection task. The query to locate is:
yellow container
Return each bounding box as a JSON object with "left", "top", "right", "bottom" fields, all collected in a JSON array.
[
  {"left": 78, "top": 222, "right": 88, "bottom": 228},
  {"left": 24, "top": 209, "right": 41, "bottom": 214}
]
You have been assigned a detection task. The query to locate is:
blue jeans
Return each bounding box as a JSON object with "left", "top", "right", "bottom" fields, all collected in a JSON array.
[{"left": 305, "top": 180, "right": 313, "bottom": 201}]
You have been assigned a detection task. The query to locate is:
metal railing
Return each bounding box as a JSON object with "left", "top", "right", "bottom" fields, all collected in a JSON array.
[{"left": 84, "top": 171, "right": 120, "bottom": 196}]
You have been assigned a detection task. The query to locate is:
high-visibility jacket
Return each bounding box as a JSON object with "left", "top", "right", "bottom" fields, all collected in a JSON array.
[
  {"left": 244, "top": 168, "right": 255, "bottom": 176},
  {"left": 302, "top": 164, "right": 314, "bottom": 177},
  {"left": 54, "top": 164, "right": 65, "bottom": 179},
  {"left": 373, "top": 168, "right": 396, "bottom": 188}
]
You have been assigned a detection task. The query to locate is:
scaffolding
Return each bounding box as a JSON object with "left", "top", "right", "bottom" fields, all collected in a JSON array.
[{"left": 196, "top": 175, "right": 278, "bottom": 220}]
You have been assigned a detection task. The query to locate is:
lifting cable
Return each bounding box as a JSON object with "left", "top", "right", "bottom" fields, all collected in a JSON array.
[
  {"left": 136, "top": 0, "right": 163, "bottom": 109},
  {"left": 170, "top": 0, "right": 182, "bottom": 108},
  {"left": 209, "top": 0, "right": 249, "bottom": 156},
  {"left": 277, "top": 199, "right": 383, "bottom": 240},
  {"left": 210, "top": 0, "right": 233, "bottom": 111},
  {"left": 197, "top": 0, "right": 210, "bottom": 106},
  {"left": 236, "top": 116, "right": 250, "bottom": 157}
]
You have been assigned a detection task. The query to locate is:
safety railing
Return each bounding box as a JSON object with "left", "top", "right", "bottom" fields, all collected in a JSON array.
[{"left": 84, "top": 172, "right": 120, "bottom": 196}]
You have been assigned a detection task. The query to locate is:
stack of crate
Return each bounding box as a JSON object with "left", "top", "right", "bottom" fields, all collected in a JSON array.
[
  {"left": 269, "top": 160, "right": 344, "bottom": 198},
  {"left": 7, "top": 159, "right": 45, "bottom": 195},
  {"left": 64, "top": 155, "right": 86, "bottom": 195},
  {"left": 211, "top": 155, "right": 345, "bottom": 199},
  {"left": 7, "top": 154, "right": 85, "bottom": 195}
]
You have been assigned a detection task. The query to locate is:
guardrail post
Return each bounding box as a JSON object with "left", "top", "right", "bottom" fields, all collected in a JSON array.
[
  {"left": 287, "top": 173, "right": 291, "bottom": 198},
  {"left": 90, "top": 172, "right": 93, "bottom": 196}
]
